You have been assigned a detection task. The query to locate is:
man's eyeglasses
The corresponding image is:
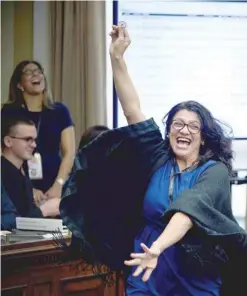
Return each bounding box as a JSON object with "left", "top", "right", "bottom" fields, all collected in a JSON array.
[
  {"left": 171, "top": 120, "right": 201, "bottom": 134},
  {"left": 10, "top": 136, "right": 36, "bottom": 144},
  {"left": 22, "top": 68, "right": 43, "bottom": 77}
]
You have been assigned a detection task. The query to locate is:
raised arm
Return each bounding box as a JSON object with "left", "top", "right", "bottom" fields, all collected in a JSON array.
[{"left": 109, "top": 25, "right": 146, "bottom": 125}]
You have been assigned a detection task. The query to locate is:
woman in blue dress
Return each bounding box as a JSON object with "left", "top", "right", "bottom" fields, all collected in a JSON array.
[
  {"left": 108, "top": 25, "right": 242, "bottom": 295},
  {"left": 125, "top": 158, "right": 222, "bottom": 295},
  {"left": 1, "top": 60, "right": 75, "bottom": 203},
  {"left": 59, "top": 25, "right": 247, "bottom": 296}
]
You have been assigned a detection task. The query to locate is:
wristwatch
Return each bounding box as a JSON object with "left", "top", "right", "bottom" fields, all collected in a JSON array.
[{"left": 56, "top": 178, "right": 65, "bottom": 186}]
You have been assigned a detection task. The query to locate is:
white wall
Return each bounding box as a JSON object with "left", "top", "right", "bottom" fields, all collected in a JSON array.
[
  {"left": 33, "top": 1, "right": 52, "bottom": 86},
  {"left": 105, "top": 0, "right": 113, "bottom": 128}
]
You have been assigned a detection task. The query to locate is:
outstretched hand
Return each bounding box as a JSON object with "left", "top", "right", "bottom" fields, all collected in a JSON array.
[
  {"left": 124, "top": 242, "right": 161, "bottom": 282},
  {"left": 109, "top": 25, "right": 131, "bottom": 57}
]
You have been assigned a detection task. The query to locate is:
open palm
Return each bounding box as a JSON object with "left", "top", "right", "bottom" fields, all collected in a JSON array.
[{"left": 124, "top": 243, "right": 161, "bottom": 282}]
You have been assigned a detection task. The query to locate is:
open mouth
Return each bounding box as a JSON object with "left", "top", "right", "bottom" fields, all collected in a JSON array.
[
  {"left": 31, "top": 79, "right": 41, "bottom": 85},
  {"left": 176, "top": 137, "right": 191, "bottom": 148}
]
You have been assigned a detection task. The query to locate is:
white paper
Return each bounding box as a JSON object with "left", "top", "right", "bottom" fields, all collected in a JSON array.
[{"left": 16, "top": 217, "right": 63, "bottom": 232}]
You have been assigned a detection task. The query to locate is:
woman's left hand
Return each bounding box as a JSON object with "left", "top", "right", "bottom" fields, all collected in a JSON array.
[
  {"left": 33, "top": 188, "right": 47, "bottom": 206},
  {"left": 45, "top": 183, "right": 62, "bottom": 200},
  {"left": 124, "top": 242, "right": 161, "bottom": 282}
]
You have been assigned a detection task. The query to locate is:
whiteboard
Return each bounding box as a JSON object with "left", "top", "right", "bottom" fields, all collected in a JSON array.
[
  {"left": 117, "top": 1, "right": 247, "bottom": 138},
  {"left": 232, "top": 139, "right": 247, "bottom": 170}
]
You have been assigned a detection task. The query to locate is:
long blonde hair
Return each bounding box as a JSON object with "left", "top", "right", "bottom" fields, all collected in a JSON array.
[{"left": 4, "top": 60, "right": 54, "bottom": 109}]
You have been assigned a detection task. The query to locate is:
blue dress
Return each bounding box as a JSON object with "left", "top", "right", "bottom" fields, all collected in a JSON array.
[
  {"left": 1, "top": 103, "right": 74, "bottom": 192},
  {"left": 126, "top": 159, "right": 222, "bottom": 296}
]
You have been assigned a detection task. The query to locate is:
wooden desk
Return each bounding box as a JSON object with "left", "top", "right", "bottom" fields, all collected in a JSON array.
[{"left": 1, "top": 238, "right": 125, "bottom": 296}]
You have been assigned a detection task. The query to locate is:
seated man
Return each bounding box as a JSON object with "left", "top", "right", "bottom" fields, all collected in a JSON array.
[{"left": 1, "top": 116, "right": 60, "bottom": 230}]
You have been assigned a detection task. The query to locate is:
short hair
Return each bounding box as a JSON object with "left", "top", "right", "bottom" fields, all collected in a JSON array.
[
  {"left": 1, "top": 115, "right": 35, "bottom": 149},
  {"left": 78, "top": 125, "right": 110, "bottom": 150}
]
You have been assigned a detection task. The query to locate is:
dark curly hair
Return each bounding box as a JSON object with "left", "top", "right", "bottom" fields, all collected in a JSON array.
[{"left": 162, "top": 100, "right": 233, "bottom": 174}]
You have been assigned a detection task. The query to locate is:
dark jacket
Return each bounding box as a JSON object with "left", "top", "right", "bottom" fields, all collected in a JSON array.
[
  {"left": 60, "top": 118, "right": 247, "bottom": 295},
  {"left": 1, "top": 183, "right": 43, "bottom": 230},
  {"left": 1, "top": 183, "right": 20, "bottom": 230},
  {"left": 1, "top": 157, "right": 42, "bottom": 230}
]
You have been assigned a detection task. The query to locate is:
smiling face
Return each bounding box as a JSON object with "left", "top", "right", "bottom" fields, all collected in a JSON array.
[
  {"left": 4, "top": 124, "right": 37, "bottom": 161},
  {"left": 18, "top": 63, "right": 45, "bottom": 95},
  {"left": 169, "top": 109, "right": 202, "bottom": 163}
]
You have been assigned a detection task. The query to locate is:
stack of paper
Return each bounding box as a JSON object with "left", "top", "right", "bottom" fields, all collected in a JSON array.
[{"left": 16, "top": 217, "right": 63, "bottom": 232}]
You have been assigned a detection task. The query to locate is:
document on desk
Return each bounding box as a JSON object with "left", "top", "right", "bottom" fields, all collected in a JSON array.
[{"left": 16, "top": 217, "right": 63, "bottom": 232}]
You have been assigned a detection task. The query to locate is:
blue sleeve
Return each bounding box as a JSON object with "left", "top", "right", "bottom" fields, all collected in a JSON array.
[
  {"left": 1, "top": 184, "right": 18, "bottom": 230},
  {"left": 54, "top": 103, "right": 74, "bottom": 132}
]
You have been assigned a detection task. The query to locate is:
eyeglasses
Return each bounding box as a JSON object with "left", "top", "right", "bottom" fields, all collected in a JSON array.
[
  {"left": 22, "top": 68, "right": 43, "bottom": 77},
  {"left": 10, "top": 136, "right": 36, "bottom": 144},
  {"left": 171, "top": 120, "right": 201, "bottom": 134}
]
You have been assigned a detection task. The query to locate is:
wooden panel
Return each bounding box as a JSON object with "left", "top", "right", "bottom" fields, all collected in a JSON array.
[
  {"left": 2, "top": 285, "right": 27, "bottom": 296},
  {"left": 60, "top": 275, "right": 105, "bottom": 296},
  {"left": 32, "top": 282, "right": 52, "bottom": 296},
  {"left": 116, "top": 272, "right": 125, "bottom": 296},
  {"left": 1, "top": 239, "right": 125, "bottom": 296}
]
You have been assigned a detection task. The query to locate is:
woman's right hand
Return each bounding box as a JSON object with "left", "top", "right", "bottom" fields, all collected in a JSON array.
[
  {"left": 124, "top": 242, "right": 161, "bottom": 282},
  {"left": 39, "top": 197, "right": 61, "bottom": 217},
  {"left": 109, "top": 25, "right": 131, "bottom": 58}
]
